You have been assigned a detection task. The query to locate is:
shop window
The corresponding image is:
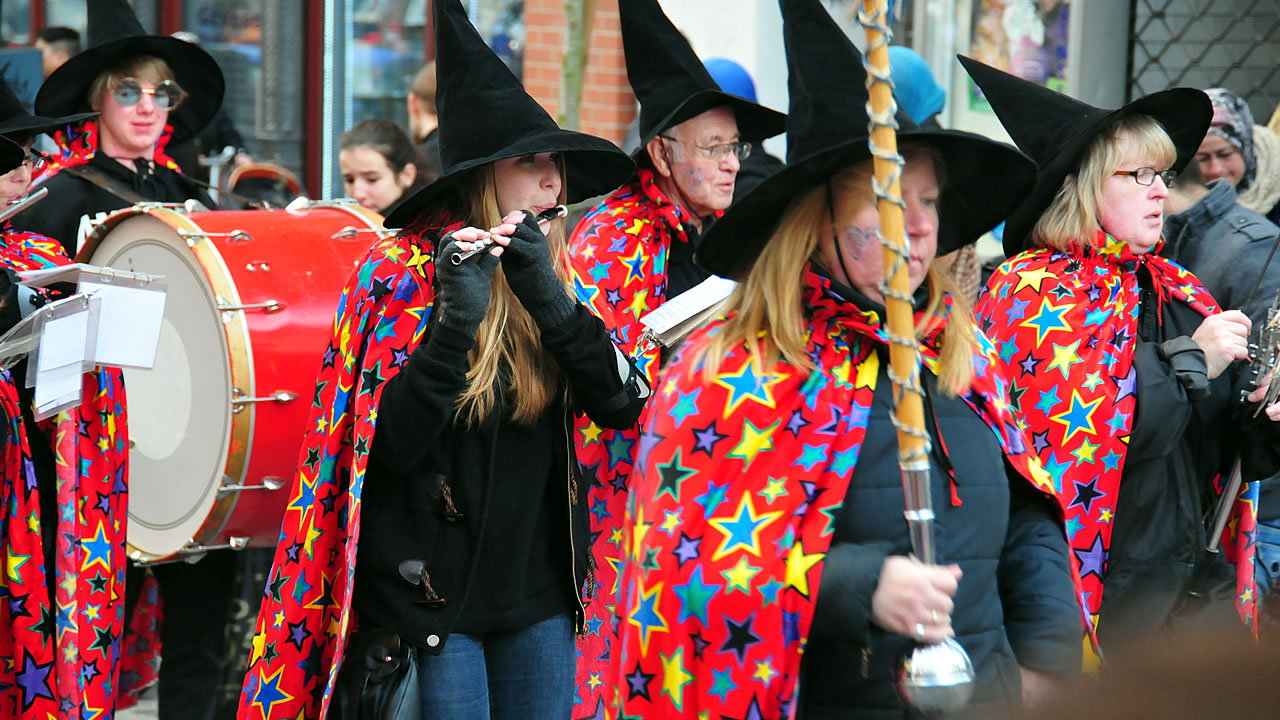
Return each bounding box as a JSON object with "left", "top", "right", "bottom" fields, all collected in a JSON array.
[{"left": 183, "top": 0, "right": 263, "bottom": 157}]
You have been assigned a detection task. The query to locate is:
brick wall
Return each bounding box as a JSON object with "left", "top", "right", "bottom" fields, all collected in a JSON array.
[{"left": 523, "top": 0, "right": 636, "bottom": 146}]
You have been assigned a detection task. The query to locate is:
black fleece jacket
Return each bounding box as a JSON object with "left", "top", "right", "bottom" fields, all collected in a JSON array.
[{"left": 353, "top": 301, "right": 646, "bottom": 653}]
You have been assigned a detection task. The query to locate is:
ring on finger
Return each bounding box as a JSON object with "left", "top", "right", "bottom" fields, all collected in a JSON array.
[
  {"left": 931, "top": 608, "right": 940, "bottom": 624},
  {"left": 914, "top": 622, "right": 925, "bottom": 642}
]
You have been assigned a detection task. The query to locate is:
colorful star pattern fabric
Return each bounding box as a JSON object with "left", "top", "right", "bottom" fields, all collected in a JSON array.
[
  {"left": 975, "top": 231, "right": 1257, "bottom": 634},
  {"left": 612, "top": 267, "right": 1061, "bottom": 718},
  {"left": 34, "top": 120, "right": 181, "bottom": 185},
  {"left": 237, "top": 219, "right": 444, "bottom": 720},
  {"left": 0, "top": 229, "right": 129, "bottom": 719},
  {"left": 566, "top": 170, "right": 697, "bottom": 716}
]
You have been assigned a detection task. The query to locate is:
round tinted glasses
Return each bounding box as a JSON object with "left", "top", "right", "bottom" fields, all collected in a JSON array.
[{"left": 114, "top": 78, "right": 186, "bottom": 111}]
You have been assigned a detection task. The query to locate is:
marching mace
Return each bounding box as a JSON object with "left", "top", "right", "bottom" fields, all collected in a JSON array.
[{"left": 857, "top": 0, "right": 976, "bottom": 713}]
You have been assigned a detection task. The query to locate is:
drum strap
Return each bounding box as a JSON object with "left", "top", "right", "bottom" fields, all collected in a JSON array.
[{"left": 64, "top": 165, "right": 149, "bottom": 205}]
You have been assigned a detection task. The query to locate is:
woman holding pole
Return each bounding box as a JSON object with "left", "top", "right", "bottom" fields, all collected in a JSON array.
[{"left": 608, "top": 1, "right": 1082, "bottom": 718}]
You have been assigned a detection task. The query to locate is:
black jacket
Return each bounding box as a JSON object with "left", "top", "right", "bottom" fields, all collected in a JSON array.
[
  {"left": 15, "top": 152, "right": 212, "bottom": 257},
  {"left": 798, "top": 292, "right": 1081, "bottom": 720},
  {"left": 1097, "top": 263, "right": 1280, "bottom": 653},
  {"left": 353, "top": 299, "right": 647, "bottom": 654}
]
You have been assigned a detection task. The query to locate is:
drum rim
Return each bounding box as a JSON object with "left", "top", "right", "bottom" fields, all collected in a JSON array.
[{"left": 86, "top": 205, "right": 258, "bottom": 563}]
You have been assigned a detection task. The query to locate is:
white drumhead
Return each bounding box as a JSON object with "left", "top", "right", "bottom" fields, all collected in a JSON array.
[{"left": 90, "top": 214, "right": 233, "bottom": 559}]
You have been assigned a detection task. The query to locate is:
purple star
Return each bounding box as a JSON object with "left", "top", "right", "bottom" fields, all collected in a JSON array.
[
  {"left": 1074, "top": 532, "right": 1107, "bottom": 580},
  {"left": 606, "top": 288, "right": 623, "bottom": 306},
  {"left": 390, "top": 344, "right": 410, "bottom": 368},
  {"left": 691, "top": 628, "right": 711, "bottom": 659},
  {"left": 1032, "top": 430, "right": 1050, "bottom": 455},
  {"left": 625, "top": 666, "right": 653, "bottom": 701},
  {"left": 23, "top": 459, "right": 37, "bottom": 493},
  {"left": 673, "top": 532, "right": 701, "bottom": 567},
  {"left": 1018, "top": 353, "right": 1039, "bottom": 376},
  {"left": 15, "top": 651, "right": 54, "bottom": 709},
  {"left": 634, "top": 428, "right": 662, "bottom": 473},
  {"left": 1114, "top": 366, "right": 1137, "bottom": 402},
  {"left": 1086, "top": 285, "right": 1102, "bottom": 302},
  {"left": 691, "top": 422, "right": 728, "bottom": 456},
  {"left": 287, "top": 619, "right": 311, "bottom": 651},
  {"left": 785, "top": 411, "right": 807, "bottom": 436}
]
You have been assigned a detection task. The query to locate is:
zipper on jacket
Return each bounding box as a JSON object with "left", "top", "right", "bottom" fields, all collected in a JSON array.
[
  {"left": 860, "top": 647, "right": 871, "bottom": 678},
  {"left": 565, "top": 407, "right": 587, "bottom": 636}
]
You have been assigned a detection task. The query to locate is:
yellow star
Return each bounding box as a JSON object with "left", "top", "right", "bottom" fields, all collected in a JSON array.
[
  {"left": 785, "top": 541, "right": 824, "bottom": 597},
  {"left": 1047, "top": 339, "right": 1082, "bottom": 378},
  {"left": 25, "top": 514, "right": 38, "bottom": 534},
  {"left": 760, "top": 477, "right": 788, "bottom": 504},
  {"left": 854, "top": 352, "right": 879, "bottom": 390},
  {"left": 662, "top": 376, "right": 679, "bottom": 397},
  {"left": 1082, "top": 372, "right": 1103, "bottom": 391},
  {"left": 1072, "top": 438, "right": 1099, "bottom": 464},
  {"left": 726, "top": 419, "right": 778, "bottom": 464},
  {"left": 630, "top": 517, "right": 652, "bottom": 563},
  {"left": 722, "top": 556, "right": 760, "bottom": 594},
  {"left": 658, "top": 645, "right": 694, "bottom": 711},
  {"left": 6, "top": 549, "right": 30, "bottom": 584},
  {"left": 579, "top": 422, "right": 604, "bottom": 447},
  {"left": 384, "top": 244, "right": 405, "bottom": 262},
  {"left": 625, "top": 218, "right": 646, "bottom": 236},
  {"left": 753, "top": 659, "right": 777, "bottom": 683},
  {"left": 659, "top": 508, "right": 683, "bottom": 535},
  {"left": 609, "top": 526, "right": 623, "bottom": 546},
  {"left": 587, "top": 671, "right": 603, "bottom": 690},
  {"left": 84, "top": 604, "right": 101, "bottom": 621},
  {"left": 1026, "top": 459, "right": 1053, "bottom": 492},
  {"left": 1099, "top": 506, "right": 1114, "bottom": 523},
  {"left": 629, "top": 287, "right": 650, "bottom": 320},
  {"left": 1014, "top": 266, "right": 1057, "bottom": 293}
]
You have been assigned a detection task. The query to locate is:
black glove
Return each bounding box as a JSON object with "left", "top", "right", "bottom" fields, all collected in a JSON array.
[
  {"left": 433, "top": 231, "right": 501, "bottom": 336},
  {"left": 0, "top": 269, "right": 20, "bottom": 335},
  {"left": 501, "top": 211, "right": 575, "bottom": 329}
]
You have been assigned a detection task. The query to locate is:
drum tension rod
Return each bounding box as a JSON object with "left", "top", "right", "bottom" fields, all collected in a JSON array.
[
  {"left": 219, "top": 475, "right": 288, "bottom": 492},
  {"left": 231, "top": 389, "right": 299, "bottom": 413},
  {"left": 218, "top": 299, "right": 284, "bottom": 313},
  {"left": 179, "top": 229, "right": 254, "bottom": 244}
]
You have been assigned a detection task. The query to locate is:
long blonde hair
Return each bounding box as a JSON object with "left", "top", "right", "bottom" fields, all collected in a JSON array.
[
  {"left": 696, "top": 149, "right": 976, "bottom": 396},
  {"left": 449, "top": 159, "right": 571, "bottom": 426},
  {"left": 1032, "top": 114, "right": 1177, "bottom": 251}
]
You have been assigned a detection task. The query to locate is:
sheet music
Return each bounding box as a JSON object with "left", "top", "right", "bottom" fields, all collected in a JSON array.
[
  {"left": 640, "top": 276, "right": 737, "bottom": 335},
  {"left": 80, "top": 280, "right": 166, "bottom": 368}
]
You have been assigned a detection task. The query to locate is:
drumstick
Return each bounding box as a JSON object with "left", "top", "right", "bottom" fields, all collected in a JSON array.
[{"left": 449, "top": 204, "right": 568, "bottom": 265}]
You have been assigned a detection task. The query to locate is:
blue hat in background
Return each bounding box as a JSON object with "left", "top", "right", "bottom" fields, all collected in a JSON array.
[
  {"left": 703, "top": 58, "right": 758, "bottom": 103},
  {"left": 888, "top": 46, "right": 945, "bottom": 125}
]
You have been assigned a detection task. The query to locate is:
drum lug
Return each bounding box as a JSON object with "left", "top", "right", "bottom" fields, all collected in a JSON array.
[
  {"left": 220, "top": 475, "right": 288, "bottom": 492},
  {"left": 331, "top": 225, "right": 388, "bottom": 241},
  {"left": 181, "top": 229, "right": 254, "bottom": 246},
  {"left": 218, "top": 297, "right": 284, "bottom": 314},
  {"left": 130, "top": 536, "right": 250, "bottom": 566},
  {"left": 232, "top": 388, "right": 299, "bottom": 413}
]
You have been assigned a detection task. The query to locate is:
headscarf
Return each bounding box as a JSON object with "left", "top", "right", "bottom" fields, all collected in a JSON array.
[{"left": 1206, "top": 88, "right": 1258, "bottom": 189}]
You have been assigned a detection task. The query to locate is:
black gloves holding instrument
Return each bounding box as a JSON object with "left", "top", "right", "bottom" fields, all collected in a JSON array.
[
  {"left": 433, "top": 231, "right": 502, "bottom": 337},
  {"left": 500, "top": 210, "right": 575, "bottom": 329}
]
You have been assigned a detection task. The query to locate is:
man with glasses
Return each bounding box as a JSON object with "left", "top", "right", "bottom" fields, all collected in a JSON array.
[
  {"left": 563, "top": 0, "right": 785, "bottom": 716},
  {"left": 15, "top": 0, "right": 222, "bottom": 260},
  {"left": 13, "top": 4, "right": 236, "bottom": 720}
]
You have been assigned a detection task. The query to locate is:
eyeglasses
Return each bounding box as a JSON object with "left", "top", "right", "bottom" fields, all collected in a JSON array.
[
  {"left": 1113, "top": 167, "right": 1176, "bottom": 187},
  {"left": 658, "top": 135, "right": 752, "bottom": 162},
  {"left": 20, "top": 149, "right": 49, "bottom": 173},
  {"left": 113, "top": 78, "right": 186, "bottom": 111}
]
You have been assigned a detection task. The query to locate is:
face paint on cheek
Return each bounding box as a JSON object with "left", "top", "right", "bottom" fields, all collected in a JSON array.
[
  {"left": 841, "top": 225, "right": 878, "bottom": 262},
  {"left": 685, "top": 168, "right": 707, "bottom": 186}
]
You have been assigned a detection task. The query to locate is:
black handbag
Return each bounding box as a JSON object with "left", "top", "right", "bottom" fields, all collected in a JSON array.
[{"left": 332, "top": 630, "right": 422, "bottom": 720}]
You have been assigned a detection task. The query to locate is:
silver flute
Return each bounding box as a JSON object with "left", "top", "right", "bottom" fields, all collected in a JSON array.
[
  {"left": 0, "top": 187, "right": 48, "bottom": 225},
  {"left": 449, "top": 204, "right": 568, "bottom": 265}
]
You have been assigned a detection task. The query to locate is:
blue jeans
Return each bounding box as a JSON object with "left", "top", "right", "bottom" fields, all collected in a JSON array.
[{"left": 414, "top": 613, "right": 575, "bottom": 720}]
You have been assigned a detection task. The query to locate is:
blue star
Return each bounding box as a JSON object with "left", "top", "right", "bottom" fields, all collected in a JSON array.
[
  {"left": 589, "top": 497, "right": 610, "bottom": 525},
  {"left": 716, "top": 362, "right": 777, "bottom": 415},
  {"left": 605, "top": 432, "right": 636, "bottom": 472},
  {"left": 998, "top": 339, "right": 1019, "bottom": 365},
  {"left": 1054, "top": 392, "right": 1102, "bottom": 444},
  {"left": 1063, "top": 515, "right": 1084, "bottom": 541},
  {"left": 1100, "top": 450, "right": 1122, "bottom": 472},
  {"left": 1042, "top": 453, "right": 1073, "bottom": 493},
  {"left": 695, "top": 481, "right": 730, "bottom": 515},
  {"left": 668, "top": 389, "right": 701, "bottom": 425},
  {"left": 707, "top": 667, "right": 735, "bottom": 703},
  {"left": 573, "top": 274, "right": 599, "bottom": 306},
  {"left": 1035, "top": 386, "right": 1062, "bottom": 416},
  {"left": 758, "top": 578, "right": 783, "bottom": 606},
  {"left": 795, "top": 443, "right": 826, "bottom": 471},
  {"left": 673, "top": 566, "right": 722, "bottom": 626},
  {"left": 82, "top": 524, "right": 113, "bottom": 572},
  {"left": 250, "top": 669, "right": 292, "bottom": 717},
  {"left": 1106, "top": 408, "right": 1130, "bottom": 436},
  {"left": 1022, "top": 300, "right": 1071, "bottom": 344},
  {"left": 588, "top": 261, "right": 611, "bottom": 284}
]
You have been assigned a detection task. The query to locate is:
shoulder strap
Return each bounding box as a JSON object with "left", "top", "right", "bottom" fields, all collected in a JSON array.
[{"left": 63, "top": 164, "right": 148, "bottom": 205}]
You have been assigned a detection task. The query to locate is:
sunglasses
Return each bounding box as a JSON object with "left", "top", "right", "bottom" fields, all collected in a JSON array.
[{"left": 114, "top": 78, "right": 186, "bottom": 111}]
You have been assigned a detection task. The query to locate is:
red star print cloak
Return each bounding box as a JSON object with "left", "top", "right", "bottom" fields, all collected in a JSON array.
[
  {"left": 566, "top": 169, "right": 699, "bottom": 717},
  {"left": 974, "top": 231, "right": 1258, "bottom": 636},
  {"left": 611, "top": 266, "right": 1064, "bottom": 718},
  {"left": 237, "top": 220, "right": 441, "bottom": 720},
  {"left": 34, "top": 120, "right": 181, "bottom": 185},
  {"left": 0, "top": 230, "right": 129, "bottom": 719}
]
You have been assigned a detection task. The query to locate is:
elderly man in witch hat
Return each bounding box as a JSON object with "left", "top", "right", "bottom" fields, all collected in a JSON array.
[
  {"left": 562, "top": 0, "right": 785, "bottom": 714},
  {"left": 14, "top": 0, "right": 223, "bottom": 258}
]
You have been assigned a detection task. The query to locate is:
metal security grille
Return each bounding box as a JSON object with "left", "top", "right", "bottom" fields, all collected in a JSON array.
[{"left": 1130, "top": 0, "right": 1280, "bottom": 121}]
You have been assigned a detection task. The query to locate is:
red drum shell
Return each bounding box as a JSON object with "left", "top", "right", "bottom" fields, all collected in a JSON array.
[{"left": 80, "top": 202, "right": 388, "bottom": 563}]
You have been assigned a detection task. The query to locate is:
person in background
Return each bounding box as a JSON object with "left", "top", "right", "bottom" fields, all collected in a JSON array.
[
  {"left": 34, "top": 25, "right": 79, "bottom": 79},
  {"left": 338, "top": 117, "right": 425, "bottom": 216},
  {"left": 1197, "top": 88, "right": 1280, "bottom": 225},
  {"left": 964, "top": 55, "right": 1280, "bottom": 660},
  {"left": 1164, "top": 152, "right": 1280, "bottom": 629},
  {"left": 703, "top": 56, "right": 784, "bottom": 201},
  {"left": 888, "top": 45, "right": 945, "bottom": 128},
  {"left": 407, "top": 60, "right": 443, "bottom": 184},
  {"left": 564, "top": 0, "right": 786, "bottom": 714},
  {"left": 165, "top": 30, "right": 253, "bottom": 185}
]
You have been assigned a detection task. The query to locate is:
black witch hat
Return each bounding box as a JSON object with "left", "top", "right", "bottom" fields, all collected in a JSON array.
[
  {"left": 0, "top": 136, "right": 27, "bottom": 176},
  {"left": 386, "top": 0, "right": 635, "bottom": 229},
  {"left": 35, "top": 0, "right": 224, "bottom": 145},
  {"left": 0, "top": 74, "right": 96, "bottom": 140},
  {"left": 697, "top": 0, "right": 1035, "bottom": 279},
  {"left": 621, "top": 0, "right": 785, "bottom": 151},
  {"left": 958, "top": 56, "right": 1211, "bottom": 257}
]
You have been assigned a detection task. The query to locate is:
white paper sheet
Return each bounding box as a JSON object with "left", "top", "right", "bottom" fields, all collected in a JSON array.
[
  {"left": 36, "top": 309, "right": 90, "bottom": 371},
  {"left": 81, "top": 280, "right": 167, "bottom": 368}
]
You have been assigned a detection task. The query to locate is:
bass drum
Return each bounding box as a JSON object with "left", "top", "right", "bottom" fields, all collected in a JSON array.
[{"left": 79, "top": 201, "right": 390, "bottom": 563}]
